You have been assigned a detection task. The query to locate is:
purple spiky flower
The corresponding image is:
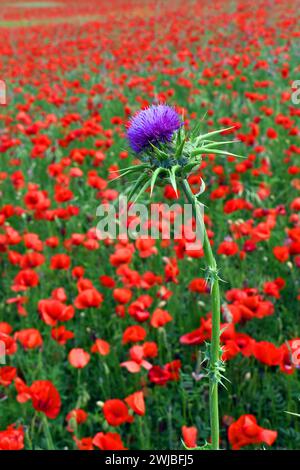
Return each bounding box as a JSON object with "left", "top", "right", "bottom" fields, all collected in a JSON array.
[{"left": 127, "top": 104, "right": 183, "bottom": 153}]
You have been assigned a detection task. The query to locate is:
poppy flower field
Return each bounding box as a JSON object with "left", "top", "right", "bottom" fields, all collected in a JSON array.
[{"left": 0, "top": 0, "right": 300, "bottom": 452}]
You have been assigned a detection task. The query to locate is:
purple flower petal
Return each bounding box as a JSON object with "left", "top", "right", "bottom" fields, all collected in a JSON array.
[{"left": 127, "top": 104, "right": 183, "bottom": 153}]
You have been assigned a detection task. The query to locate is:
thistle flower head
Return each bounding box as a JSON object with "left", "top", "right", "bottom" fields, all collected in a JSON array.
[
  {"left": 127, "top": 104, "right": 183, "bottom": 153},
  {"left": 114, "top": 104, "right": 241, "bottom": 202}
]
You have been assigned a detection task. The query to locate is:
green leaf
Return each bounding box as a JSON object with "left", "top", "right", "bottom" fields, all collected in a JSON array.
[
  {"left": 149, "top": 142, "right": 169, "bottom": 160},
  {"left": 150, "top": 167, "right": 164, "bottom": 197},
  {"left": 285, "top": 411, "right": 300, "bottom": 418},
  {"left": 176, "top": 127, "right": 183, "bottom": 146},
  {"left": 202, "top": 139, "right": 239, "bottom": 148},
  {"left": 131, "top": 178, "right": 151, "bottom": 204},
  {"left": 195, "top": 126, "right": 236, "bottom": 144},
  {"left": 175, "top": 136, "right": 186, "bottom": 158},
  {"left": 182, "top": 160, "right": 201, "bottom": 176},
  {"left": 127, "top": 173, "right": 148, "bottom": 201},
  {"left": 192, "top": 148, "right": 243, "bottom": 158},
  {"left": 190, "top": 121, "right": 204, "bottom": 140},
  {"left": 110, "top": 163, "right": 149, "bottom": 174},
  {"left": 168, "top": 166, "right": 179, "bottom": 196},
  {"left": 195, "top": 178, "right": 206, "bottom": 197},
  {"left": 109, "top": 167, "right": 147, "bottom": 183},
  {"left": 181, "top": 439, "right": 213, "bottom": 451}
]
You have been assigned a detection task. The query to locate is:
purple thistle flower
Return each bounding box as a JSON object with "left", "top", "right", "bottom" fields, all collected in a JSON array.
[{"left": 127, "top": 104, "right": 183, "bottom": 153}]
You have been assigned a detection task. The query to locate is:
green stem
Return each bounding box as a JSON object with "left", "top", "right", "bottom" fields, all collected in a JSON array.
[
  {"left": 42, "top": 413, "right": 55, "bottom": 450},
  {"left": 29, "top": 411, "right": 38, "bottom": 450},
  {"left": 180, "top": 178, "right": 220, "bottom": 450}
]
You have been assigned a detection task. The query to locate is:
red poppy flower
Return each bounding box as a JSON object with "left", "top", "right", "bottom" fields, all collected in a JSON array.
[
  {"left": 15, "top": 378, "right": 31, "bottom": 403},
  {"left": 117, "top": 265, "right": 141, "bottom": 288},
  {"left": 164, "top": 184, "right": 179, "bottom": 199},
  {"left": 125, "top": 391, "right": 145, "bottom": 416},
  {"left": 0, "top": 322, "right": 12, "bottom": 334},
  {"left": 23, "top": 233, "right": 43, "bottom": 251},
  {"left": 222, "top": 340, "right": 240, "bottom": 361},
  {"left": 0, "top": 425, "right": 24, "bottom": 450},
  {"left": 73, "top": 436, "right": 94, "bottom": 451},
  {"left": 0, "top": 366, "right": 17, "bottom": 387},
  {"left": 0, "top": 332, "right": 17, "bottom": 355},
  {"left": 164, "top": 257, "right": 179, "bottom": 283},
  {"left": 263, "top": 278, "right": 285, "bottom": 299},
  {"left": 141, "top": 342, "right": 157, "bottom": 359},
  {"left": 135, "top": 238, "right": 157, "bottom": 258},
  {"left": 66, "top": 409, "right": 88, "bottom": 432},
  {"left": 217, "top": 241, "right": 239, "bottom": 256},
  {"left": 113, "top": 288, "right": 132, "bottom": 304},
  {"left": 128, "top": 297, "right": 151, "bottom": 322},
  {"left": 148, "top": 366, "right": 171, "bottom": 386},
  {"left": 99, "top": 275, "right": 115, "bottom": 288},
  {"left": 110, "top": 248, "right": 132, "bottom": 267},
  {"left": 20, "top": 252, "right": 45, "bottom": 269},
  {"left": 77, "top": 278, "right": 94, "bottom": 292},
  {"left": 103, "top": 399, "right": 133, "bottom": 426},
  {"left": 122, "top": 325, "right": 147, "bottom": 344},
  {"left": 93, "top": 432, "right": 127, "bottom": 450},
  {"left": 20, "top": 380, "right": 62, "bottom": 419},
  {"left": 121, "top": 345, "right": 152, "bottom": 373},
  {"left": 14, "top": 328, "right": 43, "bottom": 349},
  {"left": 45, "top": 237, "right": 59, "bottom": 248},
  {"left": 51, "top": 287, "right": 67, "bottom": 302},
  {"left": 266, "top": 128, "right": 277, "bottom": 139},
  {"left": 12, "top": 269, "right": 39, "bottom": 291},
  {"left": 165, "top": 360, "right": 181, "bottom": 381},
  {"left": 6, "top": 294, "right": 28, "bottom": 316},
  {"left": 182, "top": 426, "right": 198, "bottom": 448},
  {"left": 253, "top": 341, "right": 283, "bottom": 366},
  {"left": 68, "top": 348, "right": 90, "bottom": 368},
  {"left": 72, "top": 266, "right": 85, "bottom": 279},
  {"left": 38, "top": 299, "right": 75, "bottom": 326},
  {"left": 234, "top": 333, "right": 255, "bottom": 357},
  {"left": 150, "top": 308, "right": 173, "bottom": 328},
  {"left": 273, "top": 246, "right": 289, "bottom": 263},
  {"left": 188, "top": 278, "right": 208, "bottom": 293},
  {"left": 279, "top": 339, "right": 300, "bottom": 374},
  {"left": 50, "top": 254, "right": 71, "bottom": 270},
  {"left": 228, "top": 414, "right": 277, "bottom": 449},
  {"left": 224, "top": 198, "right": 252, "bottom": 214},
  {"left": 91, "top": 338, "right": 110, "bottom": 356},
  {"left": 180, "top": 317, "right": 212, "bottom": 345},
  {"left": 74, "top": 288, "right": 103, "bottom": 309},
  {"left": 290, "top": 241, "right": 300, "bottom": 255},
  {"left": 51, "top": 326, "right": 74, "bottom": 345}
]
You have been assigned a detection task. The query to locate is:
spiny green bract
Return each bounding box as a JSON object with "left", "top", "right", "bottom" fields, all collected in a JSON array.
[{"left": 115, "top": 125, "right": 241, "bottom": 202}]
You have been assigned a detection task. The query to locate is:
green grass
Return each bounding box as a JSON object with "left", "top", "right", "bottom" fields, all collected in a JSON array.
[{"left": 0, "top": 0, "right": 299, "bottom": 451}]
